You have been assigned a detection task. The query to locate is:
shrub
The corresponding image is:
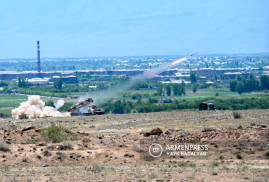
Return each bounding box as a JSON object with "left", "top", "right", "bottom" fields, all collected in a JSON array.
[
  {"left": 142, "top": 153, "right": 156, "bottom": 161},
  {"left": 91, "top": 164, "right": 104, "bottom": 173},
  {"left": 236, "top": 154, "right": 243, "bottom": 159},
  {"left": 45, "top": 100, "right": 55, "bottom": 107},
  {"left": 177, "top": 161, "right": 188, "bottom": 167},
  {"left": 265, "top": 151, "right": 269, "bottom": 159},
  {"left": 57, "top": 142, "right": 73, "bottom": 150},
  {"left": 233, "top": 111, "right": 242, "bottom": 119},
  {"left": 189, "top": 162, "right": 196, "bottom": 167},
  {"left": 177, "top": 161, "right": 196, "bottom": 167},
  {"left": 211, "top": 161, "right": 219, "bottom": 166},
  {"left": 0, "top": 141, "right": 10, "bottom": 152},
  {"left": 242, "top": 166, "right": 249, "bottom": 171},
  {"left": 26, "top": 137, "right": 40, "bottom": 144},
  {"left": 148, "top": 173, "right": 158, "bottom": 179},
  {"left": 42, "top": 124, "right": 75, "bottom": 143},
  {"left": 46, "top": 145, "right": 56, "bottom": 151},
  {"left": 132, "top": 144, "right": 144, "bottom": 153}
]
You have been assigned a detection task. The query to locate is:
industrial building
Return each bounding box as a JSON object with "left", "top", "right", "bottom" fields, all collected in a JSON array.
[{"left": 50, "top": 75, "right": 78, "bottom": 84}]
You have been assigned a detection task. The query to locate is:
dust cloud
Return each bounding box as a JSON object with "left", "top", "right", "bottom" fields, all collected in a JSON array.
[{"left": 12, "top": 95, "right": 70, "bottom": 119}]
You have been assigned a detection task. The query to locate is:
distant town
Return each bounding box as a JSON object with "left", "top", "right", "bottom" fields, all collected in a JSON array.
[{"left": 0, "top": 54, "right": 268, "bottom": 86}]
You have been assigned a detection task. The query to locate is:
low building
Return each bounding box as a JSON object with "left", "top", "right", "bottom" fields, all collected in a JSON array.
[
  {"left": 27, "top": 77, "right": 50, "bottom": 85},
  {"left": 51, "top": 75, "right": 78, "bottom": 84},
  {"left": 206, "top": 81, "right": 214, "bottom": 84},
  {"left": 223, "top": 72, "right": 248, "bottom": 80},
  {"left": 62, "top": 75, "right": 78, "bottom": 84},
  {"left": 88, "top": 85, "right": 98, "bottom": 89}
]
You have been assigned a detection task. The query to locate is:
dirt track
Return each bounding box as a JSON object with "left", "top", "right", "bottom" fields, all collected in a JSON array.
[{"left": 0, "top": 110, "right": 269, "bottom": 181}]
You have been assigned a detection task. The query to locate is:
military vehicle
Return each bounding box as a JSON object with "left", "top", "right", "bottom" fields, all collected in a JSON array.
[
  {"left": 199, "top": 102, "right": 215, "bottom": 110},
  {"left": 68, "top": 98, "right": 104, "bottom": 116}
]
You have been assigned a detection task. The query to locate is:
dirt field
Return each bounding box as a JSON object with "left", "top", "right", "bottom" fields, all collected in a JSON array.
[{"left": 0, "top": 110, "right": 269, "bottom": 182}]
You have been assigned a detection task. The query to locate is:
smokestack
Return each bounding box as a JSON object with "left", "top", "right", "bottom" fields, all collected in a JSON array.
[{"left": 37, "top": 41, "right": 41, "bottom": 76}]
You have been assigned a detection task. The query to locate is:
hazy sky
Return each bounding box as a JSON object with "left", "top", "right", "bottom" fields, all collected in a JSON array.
[{"left": 0, "top": 0, "right": 268, "bottom": 58}]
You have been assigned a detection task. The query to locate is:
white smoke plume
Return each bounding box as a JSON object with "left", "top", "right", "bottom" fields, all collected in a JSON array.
[
  {"left": 81, "top": 57, "right": 188, "bottom": 105},
  {"left": 55, "top": 99, "right": 64, "bottom": 110},
  {"left": 12, "top": 95, "right": 70, "bottom": 119}
]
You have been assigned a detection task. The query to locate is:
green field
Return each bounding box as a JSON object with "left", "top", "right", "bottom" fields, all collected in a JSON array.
[
  {"left": 0, "top": 108, "right": 12, "bottom": 117},
  {"left": 177, "top": 89, "right": 269, "bottom": 102},
  {"left": 0, "top": 94, "right": 27, "bottom": 107},
  {"left": 125, "top": 88, "right": 269, "bottom": 102}
]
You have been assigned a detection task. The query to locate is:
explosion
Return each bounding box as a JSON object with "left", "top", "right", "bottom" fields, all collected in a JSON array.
[{"left": 12, "top": 95, "right": 70, "bottom": 119}]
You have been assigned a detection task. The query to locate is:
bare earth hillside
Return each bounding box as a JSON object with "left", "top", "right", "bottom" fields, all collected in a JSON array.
[{"left": 0, "top": 110, "right": 269, "bottom": 181}]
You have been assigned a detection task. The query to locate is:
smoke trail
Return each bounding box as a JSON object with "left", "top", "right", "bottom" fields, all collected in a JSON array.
[
  {"left": 81, "top": 57, "right": 187, "bottom": 105},
  {"left": 12, "top": 95, "right": 70, "bottom": 119},
  {"left": 55, "top": 99, "right": 64, "bottom": 110}
]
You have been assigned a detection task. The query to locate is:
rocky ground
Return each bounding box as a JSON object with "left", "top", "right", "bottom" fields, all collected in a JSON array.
[{"left": 0, "top": 110, "right": 269, "bottom": 182}]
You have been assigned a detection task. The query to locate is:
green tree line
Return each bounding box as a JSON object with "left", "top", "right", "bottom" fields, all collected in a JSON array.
[
  {"left": 100, "top": 97, "right": 269, "bottom": 114},
  {"left": 230, "top": 74, "right": 269, "bottom": 94},
  {"left": 156, "top": 83, "right": 185, "bottom": 96}
]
